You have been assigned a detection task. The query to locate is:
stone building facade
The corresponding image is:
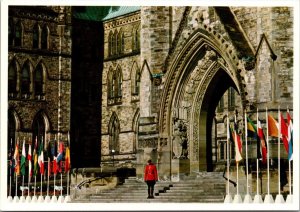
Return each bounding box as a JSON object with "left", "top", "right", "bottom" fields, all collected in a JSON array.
[
  {"left": 8, "top": 6, "right": 72, "bottom": 151},
  {"left": 100, "top": 6, "right": 294, "bottom": 192},
  {"left": 7, "top": 5, "right": 294, "bottom": 197}
]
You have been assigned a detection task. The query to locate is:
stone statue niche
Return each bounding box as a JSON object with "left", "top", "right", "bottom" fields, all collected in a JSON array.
[{"left": 172, "top": 119, "right": 188, "bottom": 159}]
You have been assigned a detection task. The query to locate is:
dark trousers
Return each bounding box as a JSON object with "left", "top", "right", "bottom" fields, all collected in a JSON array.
[{"left": 146, "top": 180, "right": 156, "bottom": 197}]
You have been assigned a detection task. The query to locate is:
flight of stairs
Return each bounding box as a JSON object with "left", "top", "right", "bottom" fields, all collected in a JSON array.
[{"left": 71, "top": 172, "right": 226, "bottom": 203}]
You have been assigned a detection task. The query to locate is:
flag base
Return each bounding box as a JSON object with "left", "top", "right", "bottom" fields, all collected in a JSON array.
[
  {"left": 7, "top": 196, "right": 13, "bottom": 202},
  {"left": 44, "top": 196, "right": 51, "bottom": 203},
  {"left": 275, "top": 194, "right": 285, "bottom": 203},
  {"left": 286, "top": 194, "right": 293, "bottom": 203},
  {"left": 25, "top": 196, "right": 32, "bottom": 203},
  {"left": 253, "top": 194, "right": 263, "bottom": 203},
  {"left": 31, "top": 196, "right": 38, "bottom": 202},
  {"left": 64, "top": 195, "right": 71, "bottom": 203},
  {"left": 20, "top": 196, "right": 26, "bottom": 203},
  {"left": 224, "top": 194, "right": 232, "bottom": 203},
  {"left": 58, "top": 196, "right": 65, "bottom": 203},
  {"left": 51, "top": 196, "right": 57, "bottom": 203},
  {"left": 37, "top": 195, "right": 44, "bottom": 202},
  {"left": 243, "top": 194, "right": 252, "bottom": 203},
  {"left": 233, "top": 194, "right": 243, "bottom": 203},
  {"left": 13, "top": 196, "right": 19, "bottom": 203},
  {"left": 264, "top": 194, "right": 274, "bottom": 203}
]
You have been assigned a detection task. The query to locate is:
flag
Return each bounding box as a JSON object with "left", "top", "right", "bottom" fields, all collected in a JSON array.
[
  {"left": 33, "top": 138, "right": 38, "bottom": 176},
  {"left": 65, "top": 147, "right": 71, "bottom": 173},
  {"left": 38, "top": 141, "right": 44, "bottom": 175},
  {"left": 47, "top": 157, "right": 51, "bottom": 177},
  {"left": 13, "top": 139, "right": 20, "bottom": 176},
  {"left": 56, "top": 141, "right": 64, "bottom": 163},
  {"left": 20, "top": 140, "right": 26, "bottom": 176},
  {"left": 9, "top": 139, "right": 15, "bottom": 176},
  {"left": 287, "top": 112, "right": 293, "bottom": 161},
  {"left": 52, "top": 158, "right": 58, "bottom": 175},
  {"left": 230, "top": 122, "right": 243, "bottom": 162},
  {"left": 27, "top": 143, "right": 32, "bottom": 178},
  {"left": 247, "top": 116, "right": 263, "bottom": 161},
  {"left": 280, "top": 113, "right": 289, "bottom": 153},
  {"left": 257, "top": 119, "right": 268, "bottom": 164},
  {"left": 268, "top": 114, "right": 279, "bottom": 137}
]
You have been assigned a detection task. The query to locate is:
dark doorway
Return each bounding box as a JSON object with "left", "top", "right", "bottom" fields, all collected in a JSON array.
[{"left": 200, "top": 68, "right": 238, "bottom": 171}]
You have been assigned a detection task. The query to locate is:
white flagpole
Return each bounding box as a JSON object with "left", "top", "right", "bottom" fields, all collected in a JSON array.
[
  {"left": 243, "top": 112, "right": 252, "bottom": 203},
  {"left": 256, "top": 159, "right": 259, "bottom": 195},
  {"left": 233, "top": 114, "right": 242, "bottom": 203},
  {"left": 278, "top": 107, "right": 281, "bottom": 195},
  {"left": 253, "top": 109, "right": 263, "bottom": 203},
  {"left": 256, "top": 109, "right": 259, "bottom": 195},
  {"left": 67, "top": 171, "right": 69, "bottom": 196},
  {"left": 224, "top": 113, "right": 232, "bottom": 203},
  {"left": 275, "top": 107, "right": 285, "bottom": 203},
  {"left": 22, "top": 175, "right": 24, "bottom": 197},
  {"left": 34, "top": 176, "right": 36, "bottom": 196},
  {"left": 9, "top": 139, "right": 13, "bottom": 198},
  {"left": 264, "top": 107, "right": 274, "bottom": 203},
  {"left": 47, "top": 158, "right": 50, "bottom": 196},
  {"left": 61, "top": 173, "right": 63, "bottom": 196}
]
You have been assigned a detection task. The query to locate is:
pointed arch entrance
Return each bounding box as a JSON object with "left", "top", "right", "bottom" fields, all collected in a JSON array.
[{"left": 159, "top": 30, "right": 246, "bottom": 174}]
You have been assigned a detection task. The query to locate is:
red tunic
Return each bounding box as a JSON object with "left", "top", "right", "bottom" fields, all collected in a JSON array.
[{"left": 144, "top": 163, "right": 158, "bottom": 181}]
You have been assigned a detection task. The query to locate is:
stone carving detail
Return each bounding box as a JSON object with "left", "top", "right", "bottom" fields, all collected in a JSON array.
[
  {"left": 172, "top": 119, "right": 188, "bottom": 159},
  {"left": 138, "top": 138, "right": 158, "bottom": 149}
]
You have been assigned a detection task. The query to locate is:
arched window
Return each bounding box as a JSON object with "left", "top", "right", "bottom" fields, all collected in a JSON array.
[
  {"left": 112, "top": 31, "right": 117, "bottom": 56},
  {"left": 21, "top": 61, "right": 31, "bottom": 96},
  {"left": 14, "top": 21, "right": 22, "bottom": 47},
  {"left": 116, "top": 68, "right": 122, "bottom": 98},
  {"left": 135, "top": 70, "right": 141, "bottom": 95},
  {"left": 108, "top": 31, "right": 113, "bottom": 57},
  {"left": 32, "top": 112, "right": 46, "bottom": 148},
  {"left": 8, "top": 60, "right": 17, "bottom": 95},
  {"left": 109, "top": 113, "right": 120, "bottom": 154},
  {"left": 108, "top": 69, "right": 114, "bottom": 99},
  {"left": 9, "top": 18, "right": 14, "bottom": 46},
  {"left": 33, "top": 23, "right": 40, "bottom": 49},
  {"left": 118, "top": 29, "right": 124, "bottom": 54},
  {"left": 34, "top": 63, "right": 44, "bottom": 96},
  {"left": 41, "top": 25, "right": 49, "bottom": 50},
  {"left": 8, "top": 110, "right": 17, "bottom": 154},
  {"left": 133, "top": 26, "right": 140, "bottom": 51}
]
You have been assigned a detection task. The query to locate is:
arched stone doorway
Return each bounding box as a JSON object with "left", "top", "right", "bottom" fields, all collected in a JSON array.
[{"left": 159, "top": 30, "right": 246, "bottom": 176}]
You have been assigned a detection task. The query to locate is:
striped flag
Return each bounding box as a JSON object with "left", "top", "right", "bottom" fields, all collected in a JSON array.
[
  {"left": 33, "top": 138, "right": 38, "bottom": 176},
  {"left": 257, "top": 119, "right": 267, "bottom": 164},
  {"left": 280, "top": 113, "right": 289, "bottom": 154},
  {"left": 65, "top": 147, "right": 71, "bottom": 173},
  {"left": 27, "top": 143, "right": 32, "bottom": 178},
  {"left": 287, "top": 112, "right": 293, "bottom": 161},
  {"left": 230, "top": 122, "right": 243, "bottom": 162},
  {"left": 38, "top": 141, "right": 44, "bottom": 175},
  {"left": 13, "top": 139, "right": 20, "bottom": 176},
  {"left": 21, "top": 139, "right": 26, "bottom": 176}
]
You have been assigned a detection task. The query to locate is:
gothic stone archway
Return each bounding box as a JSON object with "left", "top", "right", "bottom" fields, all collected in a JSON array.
[{"left": 159, "top": 30, "right": 245, "bottom": 177}]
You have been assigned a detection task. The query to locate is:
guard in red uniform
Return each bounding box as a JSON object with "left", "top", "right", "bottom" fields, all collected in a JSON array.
[{"left": 144, "top": 159, "right": 158, "bottom": 199}]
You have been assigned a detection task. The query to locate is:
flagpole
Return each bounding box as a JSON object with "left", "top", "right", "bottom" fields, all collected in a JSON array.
[
  {"left": 245, "top": 112, "right": 249, "bottom": 194},
  {"left": 47, "top": 158, "right": 50, "bottom": 196},
  {"left": 264, "top": 107, "right": 274, "bottom": 203},
  {"left": 224, "top": 113, "right": 232, "bottom": 203},
  {"left": 275, "top": 107, "right": 285, "bottom": 203},
  {"left": 243, "top": 112, "right": 252, "bottom": 203},
  {"left": 256, "top": 109, "right": 259, "bottom": 195},
  {"left": 15, "top": 173, "right": 18, "bottom": 198},
  {"left": 233, "top": 114, "right": 242, "bottom": 203},
  {"left": 67, "top": 171, "right": 69, "bottom": 196},
  {"left": 9, "top": 138, "right": 13, "bottom": 198},
  {"left": 278, "top": 106, "right": 281, "bottom": 195},
  {"left": 34, "top": 176, "right": 36, "bottom": 196}
]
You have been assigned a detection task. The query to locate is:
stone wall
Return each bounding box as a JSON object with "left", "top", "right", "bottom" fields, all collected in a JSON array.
[{"left": 8, "top": 6, "right": 72, "bottom": 144}]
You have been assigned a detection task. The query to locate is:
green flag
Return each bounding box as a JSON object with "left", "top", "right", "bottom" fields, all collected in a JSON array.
[{"left": 21, "top": 139, "right": 26, "bottom": 176}]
